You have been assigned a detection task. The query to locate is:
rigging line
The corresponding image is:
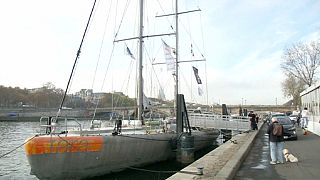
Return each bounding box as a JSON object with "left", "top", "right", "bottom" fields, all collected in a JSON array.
[
  {"left": 113, "top": 0, "right": 118, "bottom": 36},
  {"left": 0, "top": 135, "right": 37, "bottom": 159},
  {"left": 56, "top": 134, "right": 74, "bottom": 148},
  {"left": 116, "top": 59, "right": 135, "bottom": 108},
  {"left": 178, "top": 14, "right": 205, "bottom": 58},
  {"left": 125, "top": 60, "right": 135, "bottom": 93},
  {"left": 110, "top": 59, "right": 133, "bottom": 111},
  {"left": 184, "top": 0, "right": 193, "bottom": 54},
  {"left": 127, "top": 166, "right": 179, "bottom": 173},
  {"left": 197, "top": 4, "right": 209, "bottom": 106},
  {"left": 156, "top": 0, "right": 203, "bottom": 58},
  {"left": 98, "top": 43, "right": 117, "bottom": 107},
  {"left": 111, "top": 56, "right": 135, "bottom": 110},
  {"left": 204, "top": 61, "right": 209, "bottom": 106},
  {"left": 111, "top": 0, "right": 134, "bottom": 108},
  {"left": 67, "top": 0, "right": 101, "bottom": 95},
  {"left": 144, "top": 45, "right": 165, "bottom": 97},
  {"left": 198, "top": 1, "right": 206, "bottom": 58},
  {"left": 113, "top": 0, "right": 131, "bottom": 41},
  {"left": 121, "top": 60, "right": 134, "bottom": 104},
  {"left": 114, "top": 61, "right": 133, "bottom": 104},
  {"left": 58, "top": 0, "right": 97, "bottom": 113},
  {"left": 156, "top": 0, "right": 176, "bottom": 32},
  {"left": 90, "top": 29, "right": 118, "bottom": 114},
  {"left": 150, "top": 40, "right": 163, "bottom": 64},
  {"left": 180, "top": 69, "right": 199, "bottom": 103},
  {"left": 90, "top": 1, "right": 113, "bottom": 121},
  {"left": 93, "top": 1, "right": 127, "bottom": 116},
  {"left": 128, "top": 165, "right": 205, "bottom": 176},
  {"left": 91, "top": 1, "right": 113, "bottom": 91}
]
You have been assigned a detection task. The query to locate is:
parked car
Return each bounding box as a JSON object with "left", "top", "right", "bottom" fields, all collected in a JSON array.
[
  {"left": 274, "top": 116, "right": 298, "bottom": 140},
  {"left": 266, "top": 112, "right": 286, "bottom": 125},
  {"left": 289, "top": 114, "right": 299, "bottom": 124}
]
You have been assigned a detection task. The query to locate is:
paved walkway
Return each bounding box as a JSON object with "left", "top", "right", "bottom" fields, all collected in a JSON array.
[
  {"left": 235, "top": 123, "right": 320, "bottom": 180},
  {"left": 167, "top": 123, "right": 263, "bottom": 180}
]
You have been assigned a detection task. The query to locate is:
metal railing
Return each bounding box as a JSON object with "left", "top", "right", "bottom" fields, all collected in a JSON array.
[
  {"left": 188, "top": 113, "right": 251, "bottom": 131},
  {"left": 39, "top": 116, "right": 82, "bottom": 135}
]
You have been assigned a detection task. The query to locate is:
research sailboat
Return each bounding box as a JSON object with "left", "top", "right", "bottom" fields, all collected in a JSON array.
[{"left": 24, "top": 1, "right": 219, "bottom": 179}]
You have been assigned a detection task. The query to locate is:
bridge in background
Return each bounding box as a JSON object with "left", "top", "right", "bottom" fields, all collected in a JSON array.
[{"left": 0, "top": 105, "right": 293, "bottom": 130}]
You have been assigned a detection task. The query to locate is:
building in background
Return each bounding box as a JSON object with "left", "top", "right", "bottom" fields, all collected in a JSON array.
[{"left": 300, "top": 82, "right": 320, "bottom": 136}]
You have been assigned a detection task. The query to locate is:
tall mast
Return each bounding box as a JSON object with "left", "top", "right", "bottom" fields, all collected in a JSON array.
[
  {"left": 138, "top": 0, "right": 144, "bottom": 123},
  {"left": 175, "top": 0, "right": 179, "bottom": 118},
  {"left": 152, "top": 1, "right": 202, "bottom": 122}
]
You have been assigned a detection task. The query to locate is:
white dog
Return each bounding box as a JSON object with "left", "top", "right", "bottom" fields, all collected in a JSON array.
[{"left": 283, "top": 148, "right": 298, "bottom": 163}]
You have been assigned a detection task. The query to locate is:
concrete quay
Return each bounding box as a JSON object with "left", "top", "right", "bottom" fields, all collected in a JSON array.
[
  {"left": 167, "top": 122, "right": 263, "bottom": 180},
  {"left": 235, "top": 122, "right": 320, "bottom": 180},
  {"left": 168, "top": 121, "right": 320, "bottom": 180}
]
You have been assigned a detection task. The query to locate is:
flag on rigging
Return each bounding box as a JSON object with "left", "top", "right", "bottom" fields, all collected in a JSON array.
[
  {"left": 191, "top": 44, "right": 194, "bottom": 57},
  {"left": 162, "top": 39, "right": 176, "bottom": 73},
  {"left": 125, "top": 44, "right": 135, "bottom": 60},
  {"left": 192, "top": 66, "right": 202, "bottom": 84},
  {"left": 198, "top": 87, "right": 203, "bottom": 96}
]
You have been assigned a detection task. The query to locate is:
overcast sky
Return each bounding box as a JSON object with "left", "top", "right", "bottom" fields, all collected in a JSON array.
[{"left": 0, "top": 0, "right": 319, "bottom": 106}]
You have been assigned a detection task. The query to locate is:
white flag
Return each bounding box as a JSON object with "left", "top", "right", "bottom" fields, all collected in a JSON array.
[{"left": 162, "top": 40, "right": 176, "bottom": 73}]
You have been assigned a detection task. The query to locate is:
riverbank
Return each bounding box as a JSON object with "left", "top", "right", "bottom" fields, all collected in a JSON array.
[
  {"left": 235, "top": 123, "right": 320, "bottom": 180},
  {"left": 0, "top": 108, "right": 87, "bottom": 121}
]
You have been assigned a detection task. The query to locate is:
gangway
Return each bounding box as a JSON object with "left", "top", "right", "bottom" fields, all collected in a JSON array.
[{"left": 189, "top": 113, "right": 251, "bottom": 131}]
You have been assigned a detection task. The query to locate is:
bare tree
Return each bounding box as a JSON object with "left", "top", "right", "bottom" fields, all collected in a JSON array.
[
  {"left": 281, "top": 40, "right": 320, "bottom": 87},
  {"left": 281, "top": 74, "right": 306, "bottom": 106}
]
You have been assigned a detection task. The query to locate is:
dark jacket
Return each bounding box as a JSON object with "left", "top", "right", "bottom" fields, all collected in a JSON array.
[{"left": 267, "top": 122, "right": 284, "bottom": 142}]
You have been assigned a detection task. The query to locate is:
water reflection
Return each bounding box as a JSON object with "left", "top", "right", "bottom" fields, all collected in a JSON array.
[{"left": 0, "top": 121, "right": 39, "bottom": 179}]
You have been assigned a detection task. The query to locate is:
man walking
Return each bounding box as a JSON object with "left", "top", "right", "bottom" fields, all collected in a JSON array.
[
  {"left": 267, "top": 117, "right": 284, "bottom": 164},
  {"left": 301, "top": 107, "right": 309, "bottom": 128},
  {"left": 248, "top": 112, "right": 258, "bottom": 130}
]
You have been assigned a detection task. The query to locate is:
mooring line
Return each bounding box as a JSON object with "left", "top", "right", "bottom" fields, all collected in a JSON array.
[{"left": 0, "top": 135, "right": 37, "bottom": 158}]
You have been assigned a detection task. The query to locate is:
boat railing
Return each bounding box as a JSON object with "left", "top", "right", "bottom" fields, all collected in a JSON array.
[{"left": 39, "top": 116, "right": 82, "bottom": 135}]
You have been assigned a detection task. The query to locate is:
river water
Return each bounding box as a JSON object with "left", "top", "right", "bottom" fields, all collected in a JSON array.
[
  {"left": 0, "top": 121, "right": 218, "bottom": 180},
  {"left": 0, "top": 121, "right": 39, "bottom": 180}
]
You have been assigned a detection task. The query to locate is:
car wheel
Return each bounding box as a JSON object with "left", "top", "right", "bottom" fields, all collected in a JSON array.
[{"left": 293, "top": 136, "right": 298, "bottom": 140}]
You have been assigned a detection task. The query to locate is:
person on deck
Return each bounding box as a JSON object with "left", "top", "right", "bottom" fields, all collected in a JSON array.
[{"left": 267, "top": 117, "right": 284, "bottom": 164}]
